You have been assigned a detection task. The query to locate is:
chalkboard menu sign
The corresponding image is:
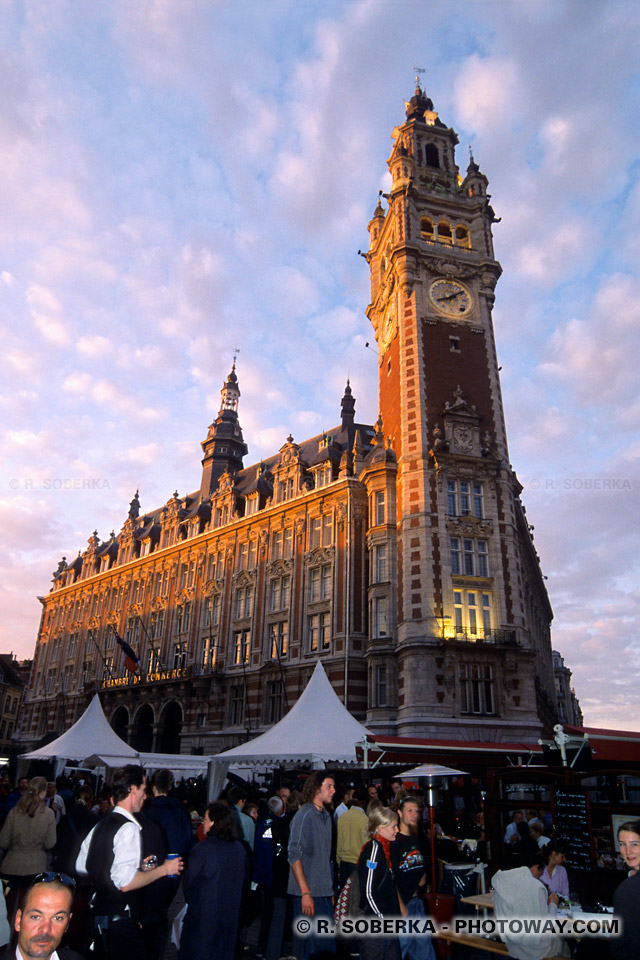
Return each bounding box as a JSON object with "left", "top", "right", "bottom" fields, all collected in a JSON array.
[{"left": 553, "top": 788, "right": 593, "bottom": 871}]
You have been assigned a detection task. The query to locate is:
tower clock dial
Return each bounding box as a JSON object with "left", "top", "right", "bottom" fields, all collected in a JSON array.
[
  {"left": 380, "top": 302, "right": 396, "bottom": 351},
  {"left": 428, "top": 278, "right": 473, "bottom": 318}
]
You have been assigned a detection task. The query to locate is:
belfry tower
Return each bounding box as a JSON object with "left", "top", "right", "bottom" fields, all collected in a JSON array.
[{"left": 365, "top": 84, "right": 555, "bottom": 739}]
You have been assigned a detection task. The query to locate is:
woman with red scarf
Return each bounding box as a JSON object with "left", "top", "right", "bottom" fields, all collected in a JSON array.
[{"left": 357, "top": 806, "right": 406, "bottom": 960}]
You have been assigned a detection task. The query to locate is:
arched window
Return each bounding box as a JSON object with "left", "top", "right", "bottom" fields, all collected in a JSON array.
[
  {"left": 425, "top": 143, "right": 440, "bottom": 168},
  {"left": 437, "top": 221, "right": 453, "bottom": 245},
  {"left": 455, "top": 225, "right": 471, "bottom": 249},
  {"left": 420, "top": 217, "right": 434, "bottom": 241}
]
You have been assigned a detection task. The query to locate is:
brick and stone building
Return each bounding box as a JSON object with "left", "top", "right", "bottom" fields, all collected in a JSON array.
[{"left": 18, "top": 84, "right": 567, "bottom": 757}]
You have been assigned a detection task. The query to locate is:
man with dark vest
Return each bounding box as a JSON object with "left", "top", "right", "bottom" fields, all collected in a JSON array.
[{"left": 75, "top": 766, "right": 183, "bottom": 960}]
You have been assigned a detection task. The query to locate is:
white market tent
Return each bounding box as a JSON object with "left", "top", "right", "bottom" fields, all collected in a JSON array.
[
  {"left": 18, "top": 694, "right": 210, "bottom": 780},
  {"left": 208, "top": 661, "right": 372, "bottom": 797}
]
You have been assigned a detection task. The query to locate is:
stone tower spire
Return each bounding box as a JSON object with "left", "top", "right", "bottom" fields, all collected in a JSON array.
[{"left": 199, "top": 359, "right": 248, "bottom": 498}]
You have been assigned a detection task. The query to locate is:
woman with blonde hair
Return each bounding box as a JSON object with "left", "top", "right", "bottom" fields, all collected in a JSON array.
[
  {"left": 357, "top": 805, "right": 404, "bottom": 960},
  {"left": 0, "top": 776, "right": 56, "bottom": 880},
  {"left": 0, "top": 775, "right": 56, "bottom": 917}
]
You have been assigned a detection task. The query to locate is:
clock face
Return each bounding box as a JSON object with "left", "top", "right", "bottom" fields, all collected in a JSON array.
[
  {"left": 429, "top": 278, "right": 473, "bottom": 318},
  {"left": 380, "top": 303, "right": 396, "bottom": 350}
]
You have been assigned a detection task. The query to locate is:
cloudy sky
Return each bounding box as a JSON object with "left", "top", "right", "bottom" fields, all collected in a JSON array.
[{"left": 1, "top": 0, "right": 639, "bottom": 730}]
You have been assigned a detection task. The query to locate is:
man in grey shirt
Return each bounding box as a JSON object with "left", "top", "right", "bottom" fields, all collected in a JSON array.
[{"left": 288, "top": 772, "right": 336, "bottom": 960}]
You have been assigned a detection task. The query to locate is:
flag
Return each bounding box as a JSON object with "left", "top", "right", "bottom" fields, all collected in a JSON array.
[{"left": 115, "top": 633, "right": 140, "bottom": 673}]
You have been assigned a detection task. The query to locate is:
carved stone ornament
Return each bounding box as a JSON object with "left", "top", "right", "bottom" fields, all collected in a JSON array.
[
  {"left": 452, "top": 424, "right": 474, "bottom": 454},
  {"left": 267, "top": 558, "right": 293, "bottom": 577},
  {"left": 305, "top": 546, "right": 335, "bottom": 566},
  {"left": 232, "top": 569, "right": 257, "bottom": 587}
]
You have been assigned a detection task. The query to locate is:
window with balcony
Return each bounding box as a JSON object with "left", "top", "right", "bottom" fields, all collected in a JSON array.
[{"left": 453, "top": 590, "right": 492, "bottom": 638}]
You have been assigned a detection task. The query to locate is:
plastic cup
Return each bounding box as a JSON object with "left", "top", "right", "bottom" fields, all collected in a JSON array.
[{"left": 166, "top": 853, "right": 180, "bottom": 876}]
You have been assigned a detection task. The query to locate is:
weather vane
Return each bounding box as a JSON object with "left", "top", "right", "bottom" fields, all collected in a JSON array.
[
  {"left": 233, "top": 347, "right": 240, "bottom": 368},
  {"left": 413, "top": 66, "right": 425, "bottom": 87}
]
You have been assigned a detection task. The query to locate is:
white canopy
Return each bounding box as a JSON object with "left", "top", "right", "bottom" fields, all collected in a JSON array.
[
  {"left": 19, "top": 695, "right": 210, "bottom": 780},
  {"left": 211, "top": 661, "right": 371, "bottom": 770},
  {"left": 20, "top": 694, "right": 137, "bottom": 770}
]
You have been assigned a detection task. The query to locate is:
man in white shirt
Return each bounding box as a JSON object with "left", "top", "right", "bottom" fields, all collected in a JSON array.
[
  {"left": 76, "top": 765, "right": 182, "bottom": 960},
  {"left": 492, "top": 852, "right": 570, "bottom": 959}
]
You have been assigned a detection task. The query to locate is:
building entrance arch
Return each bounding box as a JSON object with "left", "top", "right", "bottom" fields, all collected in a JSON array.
[
  {"left": 110, "top": 705, "right": 130, "bottom": 744},
  {"left": 131, "top": 703, "right": 154, "bottom": 752},
  {"left": 157, "top": 701, "right": 182, "bottom": 754}
]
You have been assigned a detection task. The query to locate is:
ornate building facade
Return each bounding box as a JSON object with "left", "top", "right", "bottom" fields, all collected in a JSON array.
[{"left": 18, "top": 85, "right": 564, "bottom": 757}]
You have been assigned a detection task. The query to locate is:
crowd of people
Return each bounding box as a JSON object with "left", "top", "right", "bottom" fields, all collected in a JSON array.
[{"left": 0, "top": 773, "right": 635, "bottom": 960}]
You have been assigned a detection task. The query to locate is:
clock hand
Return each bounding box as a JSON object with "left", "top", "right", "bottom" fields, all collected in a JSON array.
[{"left": 436, "top": 291, "right": 462, "bottom": 302}]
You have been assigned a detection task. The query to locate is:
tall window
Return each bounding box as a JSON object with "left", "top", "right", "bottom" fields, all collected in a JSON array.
[
  {"left": 230, "top": 684, "right": 244, "bottom": 725},
  {"left": 308, "top": 612, "right": 330, "bottom": 652},
  {"left": 322, "top": 515, "right": 332, "bottom": 546},
  {"left": 234, "top": 585, "right": 254, "bottom": 620},
  {"left": 270, "top": 576, "right": 291, "bottom": 612},
  {"left": 176, "top": 602, "right": 192, "bottom": 634},
  {"left": 269, "top": 621, "right": 288, "bottom": 659},
  {"left": 233, "top": 630, "right": 251, "bottom": 665},
  {"left": 450, "top": 538, "right": 489, "bottom": 577},
  {"left": 267, "top": 680, "right": 284, "bottom": 724},
  {"left": 204, "top": 595, "right": 220, "bottom": 628},
  {"left": 309, "top": 565, "right": 332, "bottom": 602},
  {"left": 201, "top": 635, "right": 216, "bottom": 671},
  {"left": 277, "top": 477, "right": 294, "bottom": 502},
  {"left": 453, "top": 590, "right": 492, "bottom": 638},
  {"left": 376, "top": 665, "right": 388, "bottom": 707},
  {"left": 370, "top": 490, "right": 385, "bottom": 526},
  {"left": 150, "top": 610, "right": 165, "bottom": 639},
  {"left": 373, "top": 544, "right": 387, "bottom": 583},
  {"left": 372, "top": 597, "right": 388, "bottom": 637},
  {"left": 459, "top": 663, "right": 495, "bottom": 714},
  {"left": 447, "top": 480, "right": 484, "bottom": 519},
  {"left": 173, "top": 643, "right": 187, "bottom": 669},
  {"left": 309, "top": 517, "right": 321, "bottom": 549}
]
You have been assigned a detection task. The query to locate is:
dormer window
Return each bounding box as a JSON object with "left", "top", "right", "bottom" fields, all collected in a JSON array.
[{"left": 315, "top": 465, "right": 332, "bottom": 488}]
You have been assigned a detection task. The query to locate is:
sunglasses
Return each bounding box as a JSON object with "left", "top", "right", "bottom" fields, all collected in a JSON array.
[{"left": 32, "top": 873, "right": 76, "bottom": 891}]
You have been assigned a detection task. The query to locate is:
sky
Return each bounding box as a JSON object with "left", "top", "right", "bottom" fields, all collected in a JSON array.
[{"left": 1, "top": 0, "right": 639, "bottom": 730}]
